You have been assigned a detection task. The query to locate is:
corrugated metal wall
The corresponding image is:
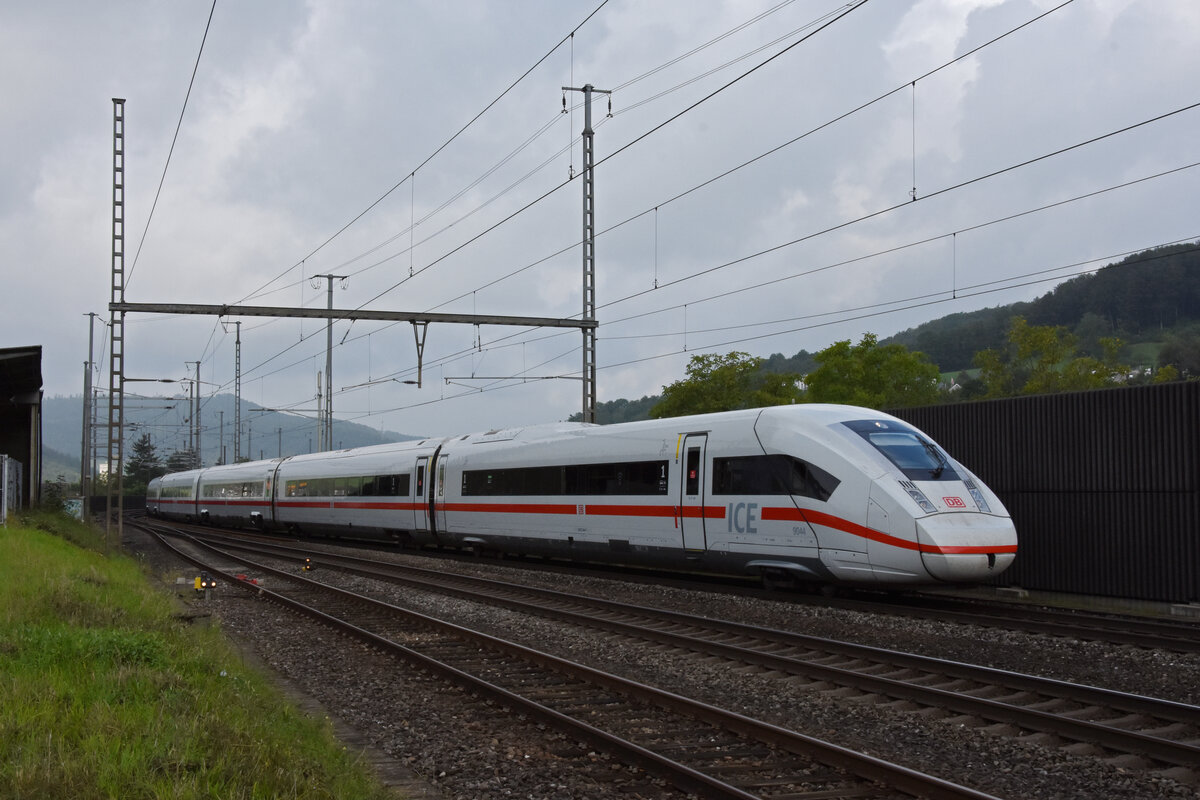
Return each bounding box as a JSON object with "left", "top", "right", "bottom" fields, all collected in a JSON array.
[{"left": 891, "top": 382, "right": 1200, "bottom": 603}]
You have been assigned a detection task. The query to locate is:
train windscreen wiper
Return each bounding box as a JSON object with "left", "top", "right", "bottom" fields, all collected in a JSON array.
[{"left": 923, "top": 441, "right": 947, "bottom": 479}]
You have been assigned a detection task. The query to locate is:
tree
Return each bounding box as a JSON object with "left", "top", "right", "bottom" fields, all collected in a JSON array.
[
  {"left": 124, "top": 433, "right": 164, "bottom": 490},
  {"left": 975, "top": 316, "right": 1130, "bottom": 398},
  {"left": 650, "top": 352, "right": 802, "bottom": 419},
  {"left": 1158, "top": 324, "right": 1200, "bottom": 377},
  {"left": 803, "top": 334, "right": 940, "bottom": 409},
  {"left": 165, "top": 449, "right": 200, "bottom": 472}
]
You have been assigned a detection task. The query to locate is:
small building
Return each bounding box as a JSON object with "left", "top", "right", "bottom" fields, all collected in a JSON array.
[{"left": 0, "top": 346, "right": 43, "bottom": 512}]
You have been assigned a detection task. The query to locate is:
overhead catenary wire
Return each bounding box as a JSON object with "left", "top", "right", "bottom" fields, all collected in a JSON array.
[
  {"left": 124, "top": 0, "right": 217, "bottom": 291},
  {"left": 206, "top": 0, "right": 879, "bottom": 401},
  {"left": 234, "top": 0, "right": 614, "bottom": 307},
  {"left": 144, "top": 94, "right": 1200, "bottom": 413},
  {"left": 339, "top": 161, "right": 1200, "bottom": 395},
  {"left": 385, "top": 120, "right": 1200, "bottom": 391},
  {"left": 196, "top": 0, "right": 878, "bottom": 407},
  {"left": 245, "top": 0, "right": 822, "bottom": 306},
  {"left": 334, "top": 235, "right": 1200, "bottom": 421},
  {"left": 154, "top": 0, "right": 1193, "bottom": 435},
  {"left": 344, "top": 1, "right": 873, "bottom": 316},
  {"left": 329, "top": 0, "right": 1072, "bottom": 323}
]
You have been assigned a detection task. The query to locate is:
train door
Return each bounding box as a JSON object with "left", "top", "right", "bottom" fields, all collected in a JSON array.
[
  {"left": 435, "top": 457, "right": 448, "bottom": 533},
  {"left": 679, "top": 434, "right": 708, "bottom": 551},
  {"left": 414, "top": 456, "right": 430, "bottom": 532}
]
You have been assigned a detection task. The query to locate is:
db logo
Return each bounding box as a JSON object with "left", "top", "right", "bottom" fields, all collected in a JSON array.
[{"left": 943, "top": 496, "right": 967, "bottom": 508}]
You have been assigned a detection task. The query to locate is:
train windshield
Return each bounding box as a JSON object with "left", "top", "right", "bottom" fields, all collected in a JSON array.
[{"left": 842, "top": 419, "right": 959, "bottom": 482}]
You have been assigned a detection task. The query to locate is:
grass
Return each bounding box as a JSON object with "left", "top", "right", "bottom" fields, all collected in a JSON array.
[{"left": 0, "top": 509, "right": 397, "bottom": 799}]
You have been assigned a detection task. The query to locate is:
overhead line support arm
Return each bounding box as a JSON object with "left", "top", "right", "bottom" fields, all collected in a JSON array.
[{"left": 108, "top": 302, "right": 597, "bottom": 329}]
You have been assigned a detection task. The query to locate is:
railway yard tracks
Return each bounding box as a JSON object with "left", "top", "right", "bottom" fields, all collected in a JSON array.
[
  {"left": 800, "top": 593, "right": 1200, "bottom": 655},
  {"left": 136, "top": 521, "right": 1200, "bottom": 799}
]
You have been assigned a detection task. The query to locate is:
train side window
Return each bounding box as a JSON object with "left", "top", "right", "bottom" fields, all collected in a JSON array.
[
  {"left": 369, "top": 474, "right": 407, "bottom": 496},
  {"left": 712, "top": 455, "right": 839, "bottom": 501},
  {"left": 462, "top": 460, "right": 669, "bottom": 496},
  {"left": 685, "top": 448, "right": 701, "bottom": 496}
]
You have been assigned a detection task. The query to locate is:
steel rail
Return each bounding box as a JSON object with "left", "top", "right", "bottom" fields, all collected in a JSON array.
[
  {"left": 171, "top": 527, "right": 1200, "bottom": 771},
  {"left": 147, "top": 523, "right": 1001, "bottom": 800}
]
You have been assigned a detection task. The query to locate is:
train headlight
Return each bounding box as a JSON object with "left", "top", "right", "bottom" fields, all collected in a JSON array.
[
  {"left": 963, "top": 477, "right": 992, "bottom": 513},
  {"left": 899, "top": 480, "right": 936, "bottom": 514}
]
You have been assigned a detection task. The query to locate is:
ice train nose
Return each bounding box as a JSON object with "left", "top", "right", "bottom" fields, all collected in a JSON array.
[{"left": 916, "top": 513, "right": 1018, "bottom": 582}]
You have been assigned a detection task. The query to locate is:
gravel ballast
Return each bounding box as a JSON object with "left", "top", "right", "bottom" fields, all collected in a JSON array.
[{"left": 128, "top": 530, "right": 1200, "bottom": 800}]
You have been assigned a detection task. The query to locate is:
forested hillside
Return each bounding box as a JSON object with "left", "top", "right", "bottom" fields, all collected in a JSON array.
[{"left": 884, "top": 242, "right": 1200, "bottom": 371}]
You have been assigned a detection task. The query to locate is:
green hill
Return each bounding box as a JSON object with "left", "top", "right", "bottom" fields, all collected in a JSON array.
[{"left": 883, "top": 242, "right": 1200, "bottom": 371}]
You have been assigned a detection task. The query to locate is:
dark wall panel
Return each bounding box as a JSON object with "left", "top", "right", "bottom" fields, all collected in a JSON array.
[{"left": 891, "top": 382, "right": 1200, "bottom": 603}]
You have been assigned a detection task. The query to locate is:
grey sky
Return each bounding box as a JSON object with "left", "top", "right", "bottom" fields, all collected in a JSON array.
[{"left": 2, "top": 0, "right": 1197, "bottom": 444}]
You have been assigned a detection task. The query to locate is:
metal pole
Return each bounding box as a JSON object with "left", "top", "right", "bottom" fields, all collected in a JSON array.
[
  {"left": 81, "top": 312, "right": 96, "bottom": 505},
  {"left": 91, "top": 386, "right": 99, "bottom": 497},
  {"left": 310, "top": 274, "right": 346, "bottom": 450},
  {"left": 195, "top": 360, "right": 202, "bottom": 466},
  {"left": 562, "top": 83, "right": 610, "bottom": 423},
  {"left": 325, "top": 279, "right": 332, "bottom": 451},
  {"left": 186, "top": 377, "right": 195, "bottom": 453},
  {"left": 105, "top": 97, "right": 127, "bottom": 549},
  {"left": 234, "top": 320, "right": 241, "bottom": 461}
]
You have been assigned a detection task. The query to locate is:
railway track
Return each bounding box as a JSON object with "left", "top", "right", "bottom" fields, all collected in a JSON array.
[
  {"left": 145, "top": 517, "right": 1200, "bottom": 654},
  {"left": 808, "top": 593, "right": 1200, "bottom": 655},
  {"left": 143, "top": 520, "right": 1001, "bottom": 800},
  {"left": 154, "top": 522, "right": 1200, "bottom": 783}
]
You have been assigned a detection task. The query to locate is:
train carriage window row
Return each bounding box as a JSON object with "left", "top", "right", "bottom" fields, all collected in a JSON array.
[
  {"left": 202, "top": 481, "right": 266, "bottom": 498},
  {"left": 462, "top": 460, "right": 669, "bottom": 496},
  {"left": 712, "top": 454, "right": 840, "bottom": 501},
  {"left": 159, "top": 485, "right": 194, "bottom": 498},
  {"left": 285, "top": 473, "right": 411, "bottom": 498}
]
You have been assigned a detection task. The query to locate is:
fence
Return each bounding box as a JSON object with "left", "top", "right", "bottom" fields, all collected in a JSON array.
[{"left": 892, "top": 381, "right": 1200, "bottom": 603}]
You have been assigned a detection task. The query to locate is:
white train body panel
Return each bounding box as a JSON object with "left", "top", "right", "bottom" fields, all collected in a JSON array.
[
  {"left": 148, "top": 469, "right": 202, "bottom": 519},
  {"left": 272, "top": 440, "right": 441, "bottom": 537},
  {"left": 146, "top": 405, "right": 1017, "bottom": 587},
  {"left": 196, "top": 459, "right": 281, "bottom": 526}
]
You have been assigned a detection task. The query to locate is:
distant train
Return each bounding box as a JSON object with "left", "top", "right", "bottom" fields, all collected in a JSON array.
[{"left": 147, "top": 404, "right": 1017, "bottom": 588}]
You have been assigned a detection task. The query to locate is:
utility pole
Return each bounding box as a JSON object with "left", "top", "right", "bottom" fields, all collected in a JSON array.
[
  {"left": 315, "top": 371, "right": 323, "bottom": 451},
  {"left": 195, "top": 360, "right": 202, "bottom": 465},
  {"left": 81, "top": 312, "right": 97, "bottom": 507},
  {"left": 186, "top": 361, "right": 201, "bottom": 466},
  {"left": 311, "top": 274, "right": 346, "bottom": 451},
  {"left": 232, "top": 321, "right": 242, "bottom": 461},
  {"left": 185, "top": 378, "right": 195, "bottom": 454},
  {"left": 105, "top": 97, "right": 126, "bottom": 549},
  {"left": 218, "top": 410, "right": 224, "bottom": 465},
  {"left": 562, "top": 83, "right": 610, "bottom": 423}
]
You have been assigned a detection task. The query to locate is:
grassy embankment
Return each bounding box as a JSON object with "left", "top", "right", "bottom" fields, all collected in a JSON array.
[{"left": 0, "top": 509, "right": 396, "bottom": 799}]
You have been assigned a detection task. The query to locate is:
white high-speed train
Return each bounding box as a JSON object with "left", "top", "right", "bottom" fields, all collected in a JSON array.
[{"left": 147, "top": 404, "right": 1017, "bottom": 587}]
